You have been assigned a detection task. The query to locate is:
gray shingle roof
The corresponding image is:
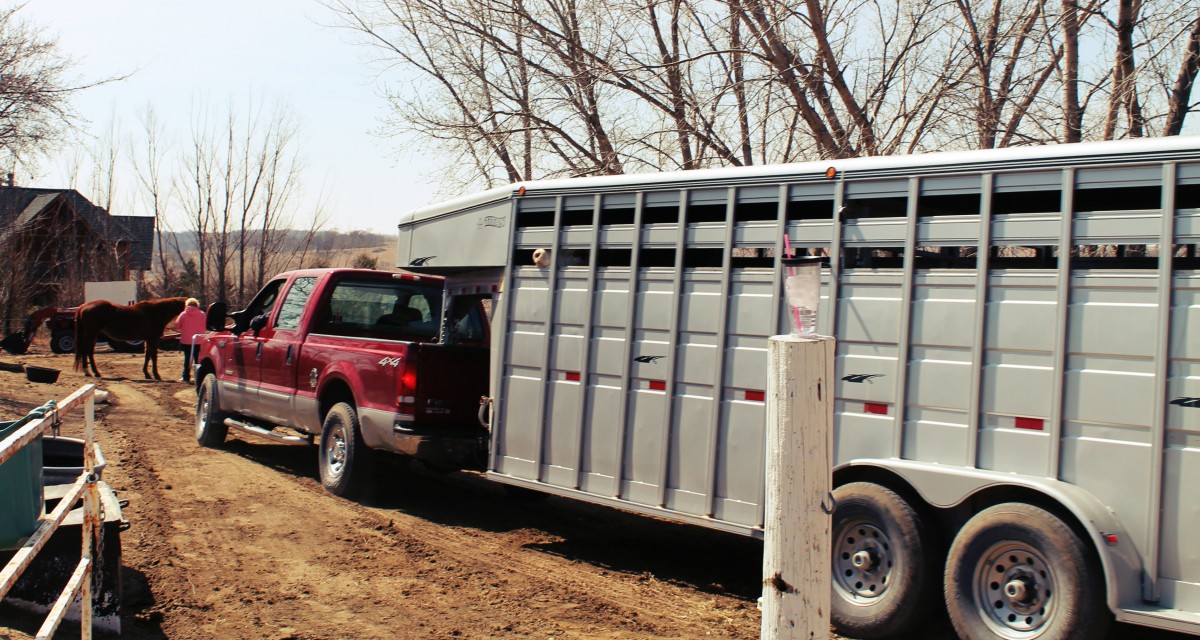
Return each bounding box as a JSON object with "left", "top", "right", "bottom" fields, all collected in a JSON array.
[{"left": 0, "top": 186, "right": 155, "bottom": 270}]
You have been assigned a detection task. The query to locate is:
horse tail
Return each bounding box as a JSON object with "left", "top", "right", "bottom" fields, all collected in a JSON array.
[{"left": 73, "top": 305, "right": 85, "bottom": 372}]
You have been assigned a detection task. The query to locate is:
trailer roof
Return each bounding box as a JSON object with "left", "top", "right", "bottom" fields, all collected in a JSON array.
[{"left": 401, "top": 136, "right": 1200, "bottom": 226}]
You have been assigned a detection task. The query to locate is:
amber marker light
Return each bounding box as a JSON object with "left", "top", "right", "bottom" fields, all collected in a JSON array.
[
  {"left": 825, "top": 167, "right": 837, "bottom": 179},
  {"left": 517, "top": 186, "right": 527, "bottom": 196}
]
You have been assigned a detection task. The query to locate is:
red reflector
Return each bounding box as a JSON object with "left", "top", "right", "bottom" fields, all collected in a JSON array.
[
  {"left": 864, "top": 403, "right": 888, "bottom": 415},
  {"left": 745, "top": 390, "right": 765, "bottom": 402},
  {"left": 1015, "top": 417, "right": 1044, "bottom": 431},
  {"left": 648, "top": 380, "right": 667, "bottom": 391},
  {"left": 1104, "top": 534, "right": 1119, "bottom": 545},
  {"left": 565, "top": 371, "right": 581, "bottom": 382}
]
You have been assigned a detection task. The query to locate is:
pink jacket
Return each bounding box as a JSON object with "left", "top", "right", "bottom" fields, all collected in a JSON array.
[{"left": 175, "top": 306, "right": 207, "bottom": 345}]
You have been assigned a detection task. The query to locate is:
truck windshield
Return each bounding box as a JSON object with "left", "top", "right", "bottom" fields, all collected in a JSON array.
[{"left": 315, "top": 278, "right": 443, "bottom": 341}]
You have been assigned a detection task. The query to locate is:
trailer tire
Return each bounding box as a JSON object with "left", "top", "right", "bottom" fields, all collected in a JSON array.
[
  {"left": 319, "top": 402, "right": 373, "bottom": 499},
  {"left": 195, "top": 373, "right": 228, "bottom": 448},
  {"left": 831, "top": 482, "right": 938, "bottom": 639},
  {"left": 944, "top": 503, "right": 1110, "bottom": 640},
  {"left": 50, "top": 332, "right": 74, "bottom": 354}
]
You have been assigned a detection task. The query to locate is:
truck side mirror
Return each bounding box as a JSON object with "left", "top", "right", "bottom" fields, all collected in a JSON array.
[
  {"left": 229, "top": 309, "right": 249, "bottom": 336},
  {"left": 249, "top": 314, "right": 269, "bottom": 335},
  {"left": 205, "top": 302, "right": 228, "bottom": 332}
]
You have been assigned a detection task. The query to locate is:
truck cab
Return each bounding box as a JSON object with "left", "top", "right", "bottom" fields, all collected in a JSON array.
[{"left": 194, "top": 268, "right": 490, "bottom": 497}]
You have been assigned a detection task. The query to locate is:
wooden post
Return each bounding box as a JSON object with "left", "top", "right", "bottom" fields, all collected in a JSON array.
[{"left": 762, "top": 335, "right": 835, "bottom": 640}]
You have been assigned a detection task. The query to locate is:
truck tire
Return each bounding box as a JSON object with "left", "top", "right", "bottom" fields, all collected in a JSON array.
[
  {"left": 831, "top": 482, "right": 939, "bottom": 639},
  {"left": 50, "top": 332, "right": 74, "bottom": 354},
  {"left": 944, "top": 503, "right": 1110, "bottom": 640},
  {"left": 319, "top": 402, "right": 374, "bottom": 499},
  {"left": 196, "top": 373, "right": 229, "bottom": 448}
]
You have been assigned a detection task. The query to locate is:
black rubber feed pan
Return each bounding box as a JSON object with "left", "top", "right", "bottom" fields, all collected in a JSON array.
[{"left": 25, "top": 365, "right": 60, "bottom": 383}]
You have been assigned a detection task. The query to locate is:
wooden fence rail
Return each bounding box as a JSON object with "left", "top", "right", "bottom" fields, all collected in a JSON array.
[{"left": 0, "top": 384, "right": 99, "bottom": 639}]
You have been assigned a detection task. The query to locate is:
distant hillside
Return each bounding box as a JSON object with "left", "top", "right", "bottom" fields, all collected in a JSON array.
[{"left": 163, "top": 229, "right": 393, "bottom": 255}]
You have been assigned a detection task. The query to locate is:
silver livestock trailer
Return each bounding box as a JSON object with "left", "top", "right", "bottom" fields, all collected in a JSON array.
[{"left": 398, "top": 136, "right": 1200, "bottom": 640}]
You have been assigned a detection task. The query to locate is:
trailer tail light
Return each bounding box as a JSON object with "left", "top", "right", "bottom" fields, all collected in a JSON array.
[
  {"left": 744, "top": 390, "right": 765, "bottom": 402},
  {"left": 864, "top": 402, "right": 889, "bottom": 415},
  {"left": 565, "top": 371, "right": 581, "bottom": 382},
  {"left": 648, "top": 380, "right": 667, "bottom": 391}
]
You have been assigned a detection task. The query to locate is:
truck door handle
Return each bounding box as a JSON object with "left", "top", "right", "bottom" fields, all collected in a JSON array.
[
  {"left": 256, "top": 342, "right": 262, "bottom": 361},
  {"left": 286, "top": 344, "right": 294, "bottom": 365}
]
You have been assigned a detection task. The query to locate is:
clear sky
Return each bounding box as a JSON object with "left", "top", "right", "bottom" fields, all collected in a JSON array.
[{"left": 19, "top": 0, "right": 437, "bottom": 235}]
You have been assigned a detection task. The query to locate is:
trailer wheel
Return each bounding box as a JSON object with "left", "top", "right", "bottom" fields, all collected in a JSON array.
[
  {"left": 195, "top": 373, "right": 228, "bottom": 448},
  {"left": 831, "top": 482, "right": 938, "bottom": 639},
  {"left": 319, "top": 402, "right": 373, "bottom": 499},
  {"left": 944, "top": 503, "right": 1110, "bottom": 640},
  {"left": 50, "top": 331, "right": 74, "bottom": 354}
]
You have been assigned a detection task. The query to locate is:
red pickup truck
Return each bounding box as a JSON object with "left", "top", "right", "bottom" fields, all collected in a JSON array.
[{"left": 193, "top": 268, "right": 490, "bottom": 498}]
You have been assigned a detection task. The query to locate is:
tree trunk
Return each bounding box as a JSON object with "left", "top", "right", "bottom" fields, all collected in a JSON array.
[{"left": 1164, "top": 14, "right": 1200, "bottom": 136}]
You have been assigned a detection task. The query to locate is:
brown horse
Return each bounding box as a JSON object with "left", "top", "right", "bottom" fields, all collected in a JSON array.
[{"left": 74, "top": 297, "right": 187, "bottom": 380}]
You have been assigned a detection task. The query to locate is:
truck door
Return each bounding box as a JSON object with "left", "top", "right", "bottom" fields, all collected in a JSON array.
[
  {"left": 257, "top": 276, "right": 318, "bottom": 426},
  {"left": 224, "top": 279, "right": 286, "bottom": 419}
]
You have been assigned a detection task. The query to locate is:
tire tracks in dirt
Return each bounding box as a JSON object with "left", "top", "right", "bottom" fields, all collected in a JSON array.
[{"left": 107, "top": 375, "right": 760, "bottom": 639}]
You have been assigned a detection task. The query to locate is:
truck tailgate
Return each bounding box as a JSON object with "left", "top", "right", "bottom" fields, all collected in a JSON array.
[{"left": 412, "top": 343, "right": 489, "bottom": 428}]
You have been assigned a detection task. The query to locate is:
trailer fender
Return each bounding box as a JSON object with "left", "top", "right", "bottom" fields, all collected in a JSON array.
[{"left": 839, "top": 458, "right": 1143, "bottom": 613}]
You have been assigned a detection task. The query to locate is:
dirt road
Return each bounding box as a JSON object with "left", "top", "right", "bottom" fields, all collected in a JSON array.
[
  {"left": 1, "top": 348, "right": 1192, "bottom": 640},
  {"left": 0, "top": 348, "right": 762, "bottom": 639}
]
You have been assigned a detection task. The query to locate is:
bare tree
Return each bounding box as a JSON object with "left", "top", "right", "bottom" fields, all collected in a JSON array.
[
  {"left": 0, "top": 6, "right": 105, "bottom": 170},
  {"left": 176, "top": 101, "right": 218, "bottom": 303},
  {"left": 330, "top": 0, "right": 1199, "bottom": 195},
  {"left": 131, "top": 106, "right": 176, "bottom": 294},
  {"left": 1164, "top": 13, "right": 1200, "bottom": 135}
]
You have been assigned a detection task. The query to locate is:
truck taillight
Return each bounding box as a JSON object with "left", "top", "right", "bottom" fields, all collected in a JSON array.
[{"left": 397, "top": 364, "right": 417, "bottom": 417}]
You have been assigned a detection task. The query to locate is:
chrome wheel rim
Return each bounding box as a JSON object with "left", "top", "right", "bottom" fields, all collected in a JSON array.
[
  {"left": 325, "top": 422, "right": 347, "bottom": 478},
  {"left": 834, "top": 521, "right": 894, "bottom": 602},
  {"left": 196, "top": 387, "right": 210, "bottom": 437},
  {"left": 973, "top": 542, "right": 1055, "bottom": 638}
]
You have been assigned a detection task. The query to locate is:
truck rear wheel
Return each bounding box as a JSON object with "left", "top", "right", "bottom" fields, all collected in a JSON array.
[
  {"left": 831, "top": 482, "right": 939, "bottom": 639},
  {"left": 196, "top": 373, "right": 228, "bottom": 447},
  {"left": 319, "top": 402, "right": 374, "bottom": 499},
  {"left": 944, "top": 503, "right": 1110, "bottom": 640}
]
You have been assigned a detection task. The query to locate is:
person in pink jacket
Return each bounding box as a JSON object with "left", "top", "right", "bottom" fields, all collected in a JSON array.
[{"left": 172, "top": 298, "right": 207, "bottom": 383}]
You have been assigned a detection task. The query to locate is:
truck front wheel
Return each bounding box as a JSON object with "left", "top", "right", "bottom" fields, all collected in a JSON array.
[
  {"left": 196, "top": 373, "right": 229, "bottom": 447},
  {"left": 319, "top": 402, "right": 374, "bottom": 499}
]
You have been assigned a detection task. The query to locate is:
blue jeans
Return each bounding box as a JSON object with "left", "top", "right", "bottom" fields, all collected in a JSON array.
[{"left": 182, "top": 343, "right": 199, "bottom": 381}]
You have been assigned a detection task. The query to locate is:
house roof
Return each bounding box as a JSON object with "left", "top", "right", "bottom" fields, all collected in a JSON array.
[{"left": 0, "top": 186, "right": 155, "bottom": 270}]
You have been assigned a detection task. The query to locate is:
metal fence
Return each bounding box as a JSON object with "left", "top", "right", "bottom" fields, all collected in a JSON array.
[{"left": 0, "top": 384, "right": 100, "bottom": 639}]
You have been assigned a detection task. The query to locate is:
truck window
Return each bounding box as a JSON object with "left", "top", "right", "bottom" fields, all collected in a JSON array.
[
  {"left": 244, "top": 280, "right": 285, "bottom": 318},
  {"left": 315, "top": 278, "right": 443, "bottom": 341},
  {"left": 444, "top": 295, "right": 488, "bottom": 346},
  {"left": 275, "top": 277, "right": 317, "bottom": 330}
]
